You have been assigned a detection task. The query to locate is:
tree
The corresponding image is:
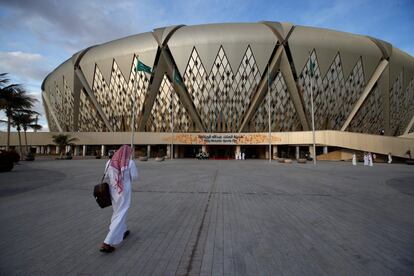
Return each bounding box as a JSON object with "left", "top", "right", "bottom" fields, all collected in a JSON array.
[
  {"left": 11, "top": 111, "right": 26, "bottom": 159},
  {"left": 52, "top": 134, "right": 78, "bottom": 159},
  {"left": 21, "top": 112, "right": 41, "bottom": 154},
  {"left": 0, "top": 73, "right": 36, "bottom": 150},
  {"left": 11, "top": 110, "right": 39, "bottom": 159}
]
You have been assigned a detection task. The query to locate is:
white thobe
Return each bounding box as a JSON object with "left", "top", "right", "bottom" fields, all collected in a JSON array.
[
  {"left": 364, "top": 155, "right": 368, "bottom": 166},
  {"left": 352, "top": 154, "right": 357, "bottom": 166},
  {"left": 368, "top": 154, "right": 373, "bottom": 167},
  {"left": 388, "top": 154, "right": 392, "bottom": 164},
  {"left": 104, "top": 159, "right": 138, "bottom": 245}
]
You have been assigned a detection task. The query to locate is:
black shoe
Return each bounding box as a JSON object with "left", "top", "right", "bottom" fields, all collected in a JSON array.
[
  {"left": 100, "top": 243, "right": 115, "bottom": 253},
  {"left": 123, "top": 230, "right": 130, "bottom": 240}
]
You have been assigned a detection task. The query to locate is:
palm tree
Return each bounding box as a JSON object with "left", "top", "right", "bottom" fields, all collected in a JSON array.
[
  {"left": 0, "top": 74, "right": 36, "bottom": 150},
  {"left": 11, "top": 111, "right": 26, "bottom": 159},
  {"left": 20, "top": 111, "right": 41, "bottom": 154},
  {"left": 0, "top": 73, "right": 10, "bottom": 87},
  {"left": 52, "top": 134, "right": 78, "bottom": 159}
]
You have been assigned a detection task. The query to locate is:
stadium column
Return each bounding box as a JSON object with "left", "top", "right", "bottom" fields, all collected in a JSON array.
[
  {"left": 265, "top": 147, "right": 271, "bottom": 160},
  {"left": 236, "top": 146, "right": 241, "bottom": 159},
  {"left": 273, "top": 145, "right": 278, "bottom": 159},
  {"left": 166, "top": 145, "right": 171, "bottom": 159},
  {"left": 137, "top": 48, "right": 204, "bottom": 132},
  {"left": 74, "top": 67, "right": 113, "bottom": 132},
  {"left": 42, "top": 92, "right": 63, "bottom": 132},
  {"left": 82, "top": 145, "right": 87, "bottom": 156},
  {"left": 404, "top": 116, "right": 414, "bottom": 135},
  {"left": 162, "top": 49, "right": 205, "bottom": 131},
  {"left": 278, "top": 49, "right": 310, "bottom": 131},
  {"left": 378, "top": 65, "right": 390, "bottom": 135},
  {"left": 238, "top": 45, "right": 284, "bottom": 132},
  {"left": 341, "top": 59, "right": 389, "bottom": 131}
]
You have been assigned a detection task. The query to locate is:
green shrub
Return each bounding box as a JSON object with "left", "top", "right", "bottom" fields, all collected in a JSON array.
[
  {"left": 2, "top": 150, "right": 20, "bottom": 163},
  {"left": 0, "top": 151, "right": 15, "bottom": 172}
]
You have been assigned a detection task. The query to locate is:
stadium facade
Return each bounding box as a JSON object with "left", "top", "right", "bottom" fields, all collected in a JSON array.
[{"left": 33, "top": 22, "right": 414, "bottom": 158}]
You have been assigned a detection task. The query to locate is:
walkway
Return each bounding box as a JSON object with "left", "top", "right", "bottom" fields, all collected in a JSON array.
[{"left": 0, "top": 159, "right": 413, "bottom": 275}]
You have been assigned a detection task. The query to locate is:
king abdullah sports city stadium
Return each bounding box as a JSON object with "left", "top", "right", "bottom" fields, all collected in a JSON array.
[{"left": 29, "top": 22, "right": 414, "bottom": 159}]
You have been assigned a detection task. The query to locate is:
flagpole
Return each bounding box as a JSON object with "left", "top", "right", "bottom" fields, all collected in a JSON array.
[
  {"left": 309, "top": 52, "right": 316, "bottom": 165},
  {"left": 171, "top": 68, "right": 174, "bottom": 160},
  {"left": 268, "top": 63, "right": 272, "bottom": 163},
  {"left": 131, "top": 55, "right": 138, "bottom": 159}
]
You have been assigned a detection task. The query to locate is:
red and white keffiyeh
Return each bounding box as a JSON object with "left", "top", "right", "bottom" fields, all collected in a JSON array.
[{"left": 109, "top": 145, "right": 132, "bottom": 193}]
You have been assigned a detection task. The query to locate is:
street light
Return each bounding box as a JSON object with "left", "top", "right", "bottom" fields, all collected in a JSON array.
[{"left": 309, "top": 52, "right": 316, "bottom": 165}]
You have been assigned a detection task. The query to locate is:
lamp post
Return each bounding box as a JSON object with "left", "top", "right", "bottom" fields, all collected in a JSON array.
[
  {"left": 309, "top": 53, "right": 316, "bottom": 165},
  {"left": 268, "top": 63, "right": 272, "bottom": 162},
  {"left": 131, "top": 59, "right": 138, "bottom": 159}
]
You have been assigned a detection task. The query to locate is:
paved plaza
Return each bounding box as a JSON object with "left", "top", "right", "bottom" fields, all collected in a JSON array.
[{"left": 0, "top": 158, "right": 413, "bottom": 276}]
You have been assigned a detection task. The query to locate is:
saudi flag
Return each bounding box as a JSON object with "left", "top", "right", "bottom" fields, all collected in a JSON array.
[
  {"left": 173, "top": 68, "right": 184, "bottom": 87},
  {"left": 136, "top": 59, "right": 152, "bottom": 74},
  {"left": 309, "top": 61, "right": 315, "bottom": 77},
  {"left": 268, "top": 71, "right": 272, "bottom": 87}
]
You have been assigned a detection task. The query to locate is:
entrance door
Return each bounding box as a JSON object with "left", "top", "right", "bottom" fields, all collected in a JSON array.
[
  {"left": 207, "top": 145, "right": 235, "bottom": 159},
  {"left": 181, "top": 145, "right": 202, "bottom": 158},
  {"left": 241, "top": 145, "right": 266, "bottom": 159}
]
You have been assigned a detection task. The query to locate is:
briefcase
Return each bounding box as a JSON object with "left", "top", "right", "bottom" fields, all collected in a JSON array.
[
  {"left": 93, "top": 164, "right": 112, "bottom": 208},
  {"left": 93, "top": 182, "right": 112, "bottom": 208}
]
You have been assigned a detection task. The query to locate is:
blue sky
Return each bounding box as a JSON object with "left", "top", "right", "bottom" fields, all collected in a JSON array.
[{"left": 0, "top": 0, "right": 413, "bottom": 131}]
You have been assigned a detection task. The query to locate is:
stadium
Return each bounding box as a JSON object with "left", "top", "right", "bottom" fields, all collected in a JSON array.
[{"left": 12, "top": 22, "right": 414, "bottom": 159}]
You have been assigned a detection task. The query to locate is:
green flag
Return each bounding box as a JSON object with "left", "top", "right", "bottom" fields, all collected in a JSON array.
[
  {"left": 136, "top": 60, "right": 152, "bottom": 74},
  {"left": 268, "top": 72, "right": 272, "bottom": 87},
  {"left": 173, "top": 69, "right": 184, "bottom": 87},
  {"left": 309, "top": 61, "right": 315, "bottom": 77}
]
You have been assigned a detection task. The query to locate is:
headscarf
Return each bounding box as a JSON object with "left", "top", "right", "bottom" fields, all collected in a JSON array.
[{"left": 110, "top": 145, "right": 132, "bottom": 193}]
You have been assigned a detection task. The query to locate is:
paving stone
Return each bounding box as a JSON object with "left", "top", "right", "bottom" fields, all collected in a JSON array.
[{"left": 0, "top": 159, "right": 413, "bottom": 275}]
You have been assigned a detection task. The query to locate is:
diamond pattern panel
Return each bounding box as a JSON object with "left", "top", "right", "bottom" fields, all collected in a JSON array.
[
  {"left": 183, "top": 46, "right": 261, "bottom": 132},
  {"left": 405, "top": 78, "right": 414, "bottom": 134},
  {"left": 91, "top": 57, "right": 150, "bottom": 131},
  {"left": 348, "top": 85, "right": 384, "bottom": 134},
  {"left": 390, "top": 72, "right": 413, "bottom": 135},
  {"left": 250, "top": 72, "right": 301, "bottom": 132},
  {"left": 230, "top": 46, "right": 261, "bottom": 131},
  {"left": 44, "top": 100, "right": 58, "bottom": 132},
  {"left": 145, "top": 75, "right": 194, "bottom": 132},
  {"left": 339, "top": 57, "right": 365, "bottom": 129},
  {"left": 298, "top": 51, "right": 365, "bottom": 130},
  {"left": 184, "top": 47, "right": 209, "bottom": 129},
  {"left": 49, "top": 79, "right": 73, "bottom": 131},
  {"left": 298, "top": 50, "right": 324, "bottom": 130},
  {"left": 63, "top": 78, "right": 74, "bottom": 130},
  {"left": 78, "top": 88, "right": 106, "bottom": 132}
]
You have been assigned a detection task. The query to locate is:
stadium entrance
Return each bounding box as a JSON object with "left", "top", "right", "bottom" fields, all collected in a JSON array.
[
  {"left": 207, "top": 145, "right": 236, "bottom": 159},
  {"left": 241, "top": 145, "right": 267, "bottom": 159}
]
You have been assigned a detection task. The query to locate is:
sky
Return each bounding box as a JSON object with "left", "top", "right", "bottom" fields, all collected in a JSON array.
[{"left": 0, "top": 0, "right": 413, "bottom": 132}]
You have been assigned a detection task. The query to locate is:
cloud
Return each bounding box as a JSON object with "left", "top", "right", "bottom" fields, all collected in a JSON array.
[
  {"left": 0, "top": 51, "right": 50, "bottom": 84},
  {"left": 27, "top": 91, "right": 45, "bottom": 114},
  {"left": 0, "top": 0, "right": 162, "bottom": 53}
]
